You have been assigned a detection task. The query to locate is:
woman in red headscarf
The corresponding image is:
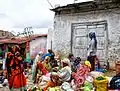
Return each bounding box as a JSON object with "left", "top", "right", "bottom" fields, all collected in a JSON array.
[{"left": 6, "top": 45, "right": 26, "bottom": 91}]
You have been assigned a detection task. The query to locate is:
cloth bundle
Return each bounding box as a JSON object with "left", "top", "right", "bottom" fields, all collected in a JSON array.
[
  {"left": 72, "top": 65, "right": 90, "bottom": 86},
  {"left": 58, "top": 66, "right": 71, "bottom": 82},
  {"left": 61, "top": 82, "right": 74, "bottom": 91}
]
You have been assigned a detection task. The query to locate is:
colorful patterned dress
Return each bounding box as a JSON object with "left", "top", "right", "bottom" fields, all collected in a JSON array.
[{"left": 6, "top": 52, "right": 26, "bottom": 91}]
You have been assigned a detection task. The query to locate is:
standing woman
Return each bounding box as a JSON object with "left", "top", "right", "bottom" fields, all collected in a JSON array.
[
  {"left": 87, "top": 32, "right": 97, "bottom": 71},
  {"left": 6, "top": 45, "right": 27, "bottom": 91}
]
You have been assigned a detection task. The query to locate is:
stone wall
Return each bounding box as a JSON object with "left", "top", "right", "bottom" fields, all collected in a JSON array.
[{"left": 50, "top": 8, "right": 120, "bottom": 62}]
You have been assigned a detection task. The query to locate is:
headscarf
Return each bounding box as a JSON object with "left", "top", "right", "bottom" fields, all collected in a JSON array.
[
  {"left": 61, "top": 58, "right": 71, "bottom": 67},
  {"left": 45, "top": 56, "right": 50, "bottom": 60},
  {"left": 85, "top": 60, "right": 91, "bottom": 68},
  {"left": 12, "top": 45, "right": 21, "bottom": 53},
  {"left": 89, "top": 32, "right": 97, "bottom": 49},
  {"left": 38, "top": 51, "right": 43, "bottom": 55}
]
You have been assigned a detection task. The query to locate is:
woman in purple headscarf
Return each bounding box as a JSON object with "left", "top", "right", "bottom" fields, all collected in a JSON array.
[{"left": 87, "top": 32, "right": 97, "bottom": 71}]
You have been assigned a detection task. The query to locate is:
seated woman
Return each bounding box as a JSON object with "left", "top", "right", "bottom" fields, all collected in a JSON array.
[
  {"left": 42, "top": 58, "right": 72, "bottom": 90},
  {"left": 42, "top": 56, "right": 51, "bottom": 71},
  {"left": 34, "top": 61, "right": 48, "bottom": 84},
  {"left": 49, "top": 55, "right": 58, "bottom": 68},
  {"left": 58, "top": 58, "right": 72, "bottom": 83},
  {"left": 32, "top": 52, "right": 49, "bottom": 84}
]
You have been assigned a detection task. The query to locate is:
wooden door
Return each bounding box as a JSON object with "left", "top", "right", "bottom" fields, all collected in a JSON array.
[{"left": 72, "top": 21, "right": 108, "bottom": 63}]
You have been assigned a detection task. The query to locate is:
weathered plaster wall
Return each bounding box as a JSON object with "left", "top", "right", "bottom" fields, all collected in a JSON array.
[
  {"left": 51, "top": 8, "right": 120, "bottom": 61},
  {"left": 52, "top": 15, "right": 71, "bottom": 57},
  {"left": 47, "top": 28, "right": 53, "bottom": 50},
  {"left": 30, "top": 37, "right": 47, "bottom": 59}
]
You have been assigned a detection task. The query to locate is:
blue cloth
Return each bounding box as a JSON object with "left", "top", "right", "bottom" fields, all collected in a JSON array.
[
  {"left": 42, "top": 53, "right": 52, "bottom": 60},
  {"left": 96, "top": 68, "right": 107, "bottom": 73}
]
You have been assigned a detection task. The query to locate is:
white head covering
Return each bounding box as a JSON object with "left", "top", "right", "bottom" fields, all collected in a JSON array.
[
  {"left": 61, "top": 58, "right": 71, "bottom": 67},
  {"left": 38, "top": 51, "right": 43, "bottom": 55}
]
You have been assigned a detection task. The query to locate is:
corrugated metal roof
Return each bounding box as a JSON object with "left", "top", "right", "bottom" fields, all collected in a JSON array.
[
  {"left": 0, "top": 34, "right": 47, "bottom": 44},
  {"left": 50, "top": 1, "right": 120, "bottom": 13},
  {"left": 0, "top": 38, "right": 29, "bottom": 44},
  {"left": 50, "top": 1, "right": 94, "bottom": 12}
]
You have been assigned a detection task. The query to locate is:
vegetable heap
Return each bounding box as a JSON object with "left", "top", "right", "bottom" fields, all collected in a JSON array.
[{"left": 96, "top": 76, "right": 105, "bottom": 80}]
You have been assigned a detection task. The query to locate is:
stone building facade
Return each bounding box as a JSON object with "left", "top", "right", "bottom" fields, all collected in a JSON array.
[{"left": 50, "top": 0, "right": 120, "bottom": 66}]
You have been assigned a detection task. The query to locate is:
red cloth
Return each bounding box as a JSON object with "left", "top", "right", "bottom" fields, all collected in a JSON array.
[
  {"left": 37, "top": 62, "right": 48, "bottom": 75},
  {"left": 6, "top": 52, "right": 26, "bottom": 89},
  {"left": 37, "top": 62, "right": 44, "bottom": 70},
  {"left": 8, "top": 71, "right": 26, "bottom": 88},
  {"left": 41, "top": 68, "right": 48, "bottom": 75}
]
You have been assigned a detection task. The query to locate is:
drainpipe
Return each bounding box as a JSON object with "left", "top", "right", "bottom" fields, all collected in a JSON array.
[{"left": 51, "top": 40, "right": 52, "bottom": 50}]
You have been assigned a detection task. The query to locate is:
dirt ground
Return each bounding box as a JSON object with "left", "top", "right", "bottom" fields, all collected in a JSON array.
[
  {"left": 0, "top": 70, "right": 116, "bottom": 91},
  {"left": 0, "top": 86, "right": 9, "bottom": 91}
]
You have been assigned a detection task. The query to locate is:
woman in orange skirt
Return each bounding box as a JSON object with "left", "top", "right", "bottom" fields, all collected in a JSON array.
[{"left": 6, "top": 45, "right": 26, "bottom": 91}]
